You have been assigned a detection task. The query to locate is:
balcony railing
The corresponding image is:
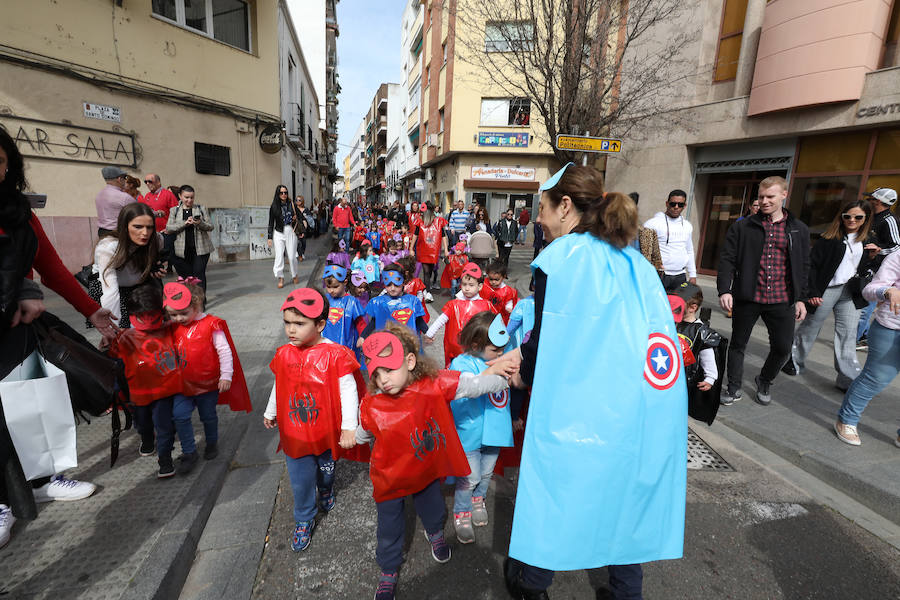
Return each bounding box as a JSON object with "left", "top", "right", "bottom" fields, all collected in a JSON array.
[{"left": 287, "top": 102, "right": 305, "bottom": 144}]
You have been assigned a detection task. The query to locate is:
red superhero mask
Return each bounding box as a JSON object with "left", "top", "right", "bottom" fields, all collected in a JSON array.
[
  {"left": 130, "top": 310, "right": 165, "bottom": 331},
  {"left": 281, "top": 288, "right": 325, "bottom": 318},
  {"left": 163, "top": 282, "right": 192, "bottom": 311},
  {"left": 362, "top": 332, "right": 404, "bottom": 372},
  {"left": 461, "top": 262, "right": 482, "bottom": 280},
  {"left": 668, "top": 296, "right": 685, "bottom": 324}
]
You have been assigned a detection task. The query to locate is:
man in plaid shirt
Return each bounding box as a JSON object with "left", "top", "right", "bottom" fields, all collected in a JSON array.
[{"left": 717, "top": 176, "right": 810, "bottom": 406}]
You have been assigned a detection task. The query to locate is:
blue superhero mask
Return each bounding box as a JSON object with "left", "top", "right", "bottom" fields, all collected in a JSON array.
[
  {"left": 539, "top": 162, "right": 575, "bottom": 192},
  {"left": 488, "top": 313, "right": 510, "bottom": 347},
  {"left": 382, "top": 270, "right": 404, "bottom": 286},
  {"left": 323, "top": 264, "right": 348, "bottom": 281}
]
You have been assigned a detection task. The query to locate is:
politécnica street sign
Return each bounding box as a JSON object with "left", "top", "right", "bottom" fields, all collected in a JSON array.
[{"left": 556, "top": 134, "right": 622, "bottom": 153}]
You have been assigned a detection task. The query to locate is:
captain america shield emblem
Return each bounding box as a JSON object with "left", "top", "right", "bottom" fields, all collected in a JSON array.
[{"left": 644, "top": 332, "right": 680, "bottom": 390}]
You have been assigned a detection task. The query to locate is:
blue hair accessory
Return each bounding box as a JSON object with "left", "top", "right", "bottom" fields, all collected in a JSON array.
[
  {"left": 382, "top": 270, "right": 404, "bottom": 286},
  {"left": 323, "top": 264, "right": 348, "bottom": 281},
  {"left": 488, "top": 313, "right": 510, "bottom": 347},
  {"left": 539, "top": 162, "right": 575, "bottom": 192}
]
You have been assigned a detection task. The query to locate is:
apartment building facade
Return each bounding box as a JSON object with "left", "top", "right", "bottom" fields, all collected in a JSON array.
[
  {"left": 606, "top": 0, "right": 900, "bottom": 275},
  {"left": 346, "top": 118, "right": 367, "bottom": 202},
  {"left": 417, "top": 0, "right": 558, "bottom": 222},
  {"left": 0, "top": 0, "right": 283, "bottom": 268},
  {"left": 398, "top": 0, "right": 427, "bottom": 207}
]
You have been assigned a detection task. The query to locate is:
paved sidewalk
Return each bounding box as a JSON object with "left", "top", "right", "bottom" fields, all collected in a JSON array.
[
  {"left": 0, "top": 235, "right": 330, "bottom": 600},
  {"left": 694, "top": 275, "right": 900, "bottom": 526}
]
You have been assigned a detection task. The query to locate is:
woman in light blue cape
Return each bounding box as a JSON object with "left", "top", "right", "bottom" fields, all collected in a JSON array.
[{"left": 504, "top": 164, "right": 687, "bottom": 600}]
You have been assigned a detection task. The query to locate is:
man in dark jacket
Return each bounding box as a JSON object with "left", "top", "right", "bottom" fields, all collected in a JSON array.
[{"left": 717, "top": 176, "right": 810, "bottom": 407}]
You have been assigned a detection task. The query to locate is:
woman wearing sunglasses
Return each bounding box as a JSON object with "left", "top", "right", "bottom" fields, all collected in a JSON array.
[{"left": 784, "top": 199, "right": 875, "bottom": 392}]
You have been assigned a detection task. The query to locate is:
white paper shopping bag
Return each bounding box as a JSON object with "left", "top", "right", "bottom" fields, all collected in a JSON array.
[{"left": 0, "top": 350, "right": 78, "bottom": 480}]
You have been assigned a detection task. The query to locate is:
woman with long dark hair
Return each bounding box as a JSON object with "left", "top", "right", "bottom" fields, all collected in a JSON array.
[
  {"left": 266, "top": 185, "right": 298, "bottom": 288},
  {"left": 500, "top": 164, "right": 687, "bottom": 600},
  {"left": 785, "top": 199, "right": 874, "bottom": 390},
  {"left": 468, "top": 205, "right": 492, "bottom": 234},
  {"left": 96, "top": 202, "right": 165, "bottom": 328},
  {"left": 1, "top": 126, "right": 115, "bottom": 546},
  {"left": 166, "top": 184, "right": 214, "bottom": 290}
]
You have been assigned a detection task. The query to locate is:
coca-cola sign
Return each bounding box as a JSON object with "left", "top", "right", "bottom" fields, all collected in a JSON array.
[{"left": 259, "top": 124, "right": 283, "bottom": 154}]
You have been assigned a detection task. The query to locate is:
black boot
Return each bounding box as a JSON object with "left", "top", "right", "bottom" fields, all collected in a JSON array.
[{"left": 504, "top": 558, "right": 550, "bottom": 600}]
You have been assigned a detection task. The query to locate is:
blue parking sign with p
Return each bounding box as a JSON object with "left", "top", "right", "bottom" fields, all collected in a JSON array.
[{"left": 601, "top": 140, "right": 609, "bottom": 150}]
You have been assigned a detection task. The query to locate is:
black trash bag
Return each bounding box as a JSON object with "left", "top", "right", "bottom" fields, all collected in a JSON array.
[{"left": 32, "top": 312, "right": 119, "bottom": 420}]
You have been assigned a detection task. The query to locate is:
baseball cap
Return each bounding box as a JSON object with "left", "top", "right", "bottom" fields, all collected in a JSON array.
[
  {"left": 866, "top": 188, "right": 897, "bottom": 206},
  {"left": 671, "top": 282, "right": 702, "bottom": 303},
  {"left": 101, "top": 166, "right": 127, "bottom": 180}
]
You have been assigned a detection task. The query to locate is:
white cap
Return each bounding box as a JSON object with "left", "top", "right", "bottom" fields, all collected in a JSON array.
[{"left": 867, "top": 188, "right": 897, "bottom": 206}]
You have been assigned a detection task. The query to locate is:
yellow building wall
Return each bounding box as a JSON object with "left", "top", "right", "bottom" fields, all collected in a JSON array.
[{"left": 1, "top": 0, "right": 279, "bottom": 117}]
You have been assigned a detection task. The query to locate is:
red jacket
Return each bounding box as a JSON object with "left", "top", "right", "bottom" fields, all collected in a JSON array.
[
  {"left": 140, "top": 188, "right": 179, "bottom": 233},
  {"left": 332, "top": 205, "right": 356, "bottom": 229}
]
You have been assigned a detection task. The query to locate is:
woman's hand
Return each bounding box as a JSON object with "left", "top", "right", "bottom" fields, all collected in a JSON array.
[
  {"left": 11, "top": 298, "right": 45, "bottom": 328},
  {"left": 484, "top": 356, "right": 519, "bottom": 379},
  {"left": 267, "top": 239, "right": 273, "bottom": 248},
  {"left": 339, "top": 429, "right": 357, "bottom": 449},
  {"left": 89, "top": 308, "right": 118, "bottom": 340},
  {"left": 697, "top": 381, "right": 712, "bottom": 391},
  {"left": 808, "top": 297, "right": 823, "bottom": 307},
  {"left": 263, "top": 417, "right": 277, "bottom": 429},
  {"left": 152, "top": 262, "right": 167, "bottom": 279},
  {"left": 886, "top": 287, "right": 900, "bottom": 315},
  {"left": 487, "top": 347, "right": 523, "bottom": 370}
]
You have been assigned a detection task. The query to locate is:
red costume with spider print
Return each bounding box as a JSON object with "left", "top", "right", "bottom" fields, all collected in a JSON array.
[
  {"left": 359, "top": 370, "right": 470, "bottom": 502},
  {"left": 480, "top": 282, "right": 518, "bottom": 324},
  {"left": 269, "top": 342, "right": 368, "bottom": 461},
  {"left": 111, "top": 326, "right": 183, "bottom": 406}
]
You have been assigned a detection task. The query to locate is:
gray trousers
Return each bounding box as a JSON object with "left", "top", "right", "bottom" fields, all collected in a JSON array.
[{"left": 791, "top": 284, "right": 861, "bottom": 389}]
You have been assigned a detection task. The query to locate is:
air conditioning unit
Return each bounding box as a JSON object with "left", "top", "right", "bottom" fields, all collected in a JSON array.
[
  {"left": 425, "top": 168, "right": 435, "bottom": 181},
  {"left": 427, "top": 133, "right": 439, "bottom": 147}
]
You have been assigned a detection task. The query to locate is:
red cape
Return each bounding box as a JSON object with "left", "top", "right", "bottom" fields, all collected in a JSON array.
[
  {"left": 440, "top": 254, "right": 468, "bottom": 288},
  {"left": 112, "top": 326, "right": 183, "bottom": 406},
  {"left": 441, "top": 298, "right": 494, "bottom": 366},
  {"left": 415, "top": 218, "right": 446, "bottom": 265},
  {"left": 480, "top": 283, "right": 519, "bottom": 324},
  {"left": 360, "top": 370, "right": 469, "bottom": 502},
  {"left": 173, "top": 315, "right": 252, "bottom": 413},
  {"left": 270, "top": 343, "right": 369, "bottom": 462}
]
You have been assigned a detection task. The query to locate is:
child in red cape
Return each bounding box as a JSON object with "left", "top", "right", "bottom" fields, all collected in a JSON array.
[
  {"left": 355, "top": 324, "right": 516, "bottom": 600},
  {"left": 264, "top": 287, "right": 367, "bottom": 553},
  {"left": 425, "top": 262, "right": 494, "bottom": 366},
  {"left": 163, "top": 278, "right": 251, "bottom": 475},
  {"left": 108, "top": 283, "right": 184, "bottom": 479},
  {"left": 440, "top": 240, "right": 469, "bottom": 296},
  {"left": 481, "top": 259, "right": 519, "bottom": 324}
]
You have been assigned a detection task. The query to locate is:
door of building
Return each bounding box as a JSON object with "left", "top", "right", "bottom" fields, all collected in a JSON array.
[{"left": 697, "top": 170, "right": 786, "bottom": 274}]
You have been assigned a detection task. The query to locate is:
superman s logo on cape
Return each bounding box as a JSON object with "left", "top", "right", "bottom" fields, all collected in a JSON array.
[
  {"left": 328, "top": 307, "right": 344, "bottom": 325},
  {"left": 391, "top": 308, "right": 413, "bottom": 324}
]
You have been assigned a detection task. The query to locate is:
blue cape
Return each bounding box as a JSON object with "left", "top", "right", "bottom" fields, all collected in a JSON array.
[
  {"left": 505, "top": 296, "right": 535, "bottom": 351},
  {"left": 508, "top": 232, "right": 687, "bottom": 570},
  {"left": 322, "top": 294, "right": 364, "bottom": 349},
  {"left": 448, "top": 354, "right": 514, "bottom": 451},
  {"left": 365, "top": 293, "right": 425, "bottom": 333}
]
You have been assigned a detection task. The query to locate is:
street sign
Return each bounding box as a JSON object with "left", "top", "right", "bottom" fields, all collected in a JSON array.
[{"left": 556, "top": 134, "right": 622, "bottom": 153}]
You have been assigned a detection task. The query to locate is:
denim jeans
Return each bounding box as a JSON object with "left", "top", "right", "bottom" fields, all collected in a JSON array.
[
  {"left": 453, "top": 447, "right": 499, "bottom": 513},
  {"left": 517, "top": 226, "right": 527, "bottom": 244},
  {"left": 285, "top": 450, "right": 335, "bottom": 523},
  {"left": 838, "top": 321, "right": 900, "bottom": 431},
  {"left": 172, "top": 391, "right": 219, "bottom": 455},
  {"left": 375, "top": 478, "right": 445, "bottom": 572},
  {"left": 338, "top": 227, "right": 351, "bottom": 248},
  {"left": 133, "top": 396, "right": 176, "bottom": 458},
  {"left": 791, "top": 285, "right": 861, "bottom": 389},
  {"left": 857, "top": 300, "right": 876, "bottom": 340}
]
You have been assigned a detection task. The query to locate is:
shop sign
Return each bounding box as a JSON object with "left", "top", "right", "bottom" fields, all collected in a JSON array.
[
  {"left": 470, "top": 166, "right": 536, "bottom": 181},
  {"left": 556, "top": 134, "right": 622, "bottom": 153},
  {"left": 83, "top": 102, "right": 121, "bottom": 123},
  {"left": 259, "top": 124, "right": 284, "bottom": 153},
  {"left": 856, "top": 103, "right": 900, "bottom": 118},
  {"left": 478, "top": 131, "right": 529, "bottom": 148},
  {"left": 0, "top": 115, "right": 136, "bottom": 167}
]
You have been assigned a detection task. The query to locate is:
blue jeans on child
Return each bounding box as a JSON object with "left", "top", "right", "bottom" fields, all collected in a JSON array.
[
  {"left": 838, "top": 320, "right": 900, "bottom": 432},
  {"left": 133, "top": 396, "right": 176, "bottom": 458},
  {"left": 511, "top": 559, "right": 643, "bottom": 599},
  {"left": 285, "top": 450, "right": 335, "bottom": 523},
  {"left": 453, "top": 447, "right": 499, "bottom": 513},
  {"left": 375, "top": 478, "right": 445, "bottom": 572},
  {"left": 172, "top": 391, "right": 219, "bottom": 455}
]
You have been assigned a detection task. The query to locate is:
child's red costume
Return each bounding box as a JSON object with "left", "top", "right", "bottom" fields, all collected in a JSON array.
[
  {"left": 360, "top": 370, "right": 470, "bottom": 502},
  {"left": 440, "top": 254, "right": 468, "bottom": 288},
  {"left": 481, "top": 283, "right": 519, "bottom": 324},
  {"left": 440, "top": 298, "right": 493, "bottom": 366},
  {"left": 173, "top": 315, "right": 252, "bottom": 412},
  {"left": 414, "top": 217, "right": 446, "bottom": 264},
  {"left": 270, "top": 342, "right": 369, "bottom": 461},
  {"left": 111, "top": 326, "right": 183, "bottom": 405},
  {"left": 353, "top": 225, "right": 367, "bottom": 245},
  {"left": 404, "top": 277, "right": 430, "bottom": 323}
]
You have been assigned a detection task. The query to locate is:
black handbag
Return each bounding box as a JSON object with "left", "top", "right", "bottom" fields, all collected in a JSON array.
[{"left": 74, "top": 264, "right": 97, "bottom": 290}]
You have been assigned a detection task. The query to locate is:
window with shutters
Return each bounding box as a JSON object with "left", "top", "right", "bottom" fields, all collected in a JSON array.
[
  {"left": 194, "top": 142, "right": 231, "bottom": 176},
  {"left": 713, "top": 0, "right": 748, "bottom": 82}
]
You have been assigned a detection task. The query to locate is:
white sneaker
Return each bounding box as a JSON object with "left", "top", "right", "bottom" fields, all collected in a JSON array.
[
  {"left": 0, "top": 504, "right": 15, "bottom": 549},
  {"left": 32, "top": 474, "right": 97, "bottom": 503}
]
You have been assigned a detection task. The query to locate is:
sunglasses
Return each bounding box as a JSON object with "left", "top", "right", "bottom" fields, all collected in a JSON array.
[
  {"left": 668, "top": 201, "right": 686, "bottom": 208},
  {"left": 842, "top": 213, "right": 865, "bottom": 221},
  {"left": 144, "top": 180, "right": 153, "bottom": 184},
  {"left": 279, "top": 191, "right": 289, "bottom": 195}
]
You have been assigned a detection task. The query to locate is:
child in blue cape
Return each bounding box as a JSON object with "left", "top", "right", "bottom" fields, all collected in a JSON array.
[
  {"left": 322, "top": 264, "right": 366, "bottom": 353},
  {"left": 352, "top": 241, "right": 382, "bottom": 283},
  {"left": 447, "top": 312, "right": 514, "bottom": 544},
  {"left": 358, "top": 265, "right": 427, "bottom": 345}
]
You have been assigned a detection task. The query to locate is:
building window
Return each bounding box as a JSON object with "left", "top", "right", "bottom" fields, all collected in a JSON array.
[
  {"left": 194, "top": 142, "right": 231, "bottom": 176},
  {"left": 442, "top": 42, "right": 447, "bottom": 65},
  {"left": 713, "top": 0, "right": 748, "bottom": 82},
  {"left": 881, "top": 0, "right": 900, "bottom": 68},
  {"left": 439, "top": 109, "right": 445, "bottom": 132},
  {"left": 480, "top": 98, "right": 531, "bottom": 126},
  {"left": 485, "top": 21, "right": 535, "bottom": 53},
  {"left": 152, "top": 0, "right": 251, "bottom": 52}
]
